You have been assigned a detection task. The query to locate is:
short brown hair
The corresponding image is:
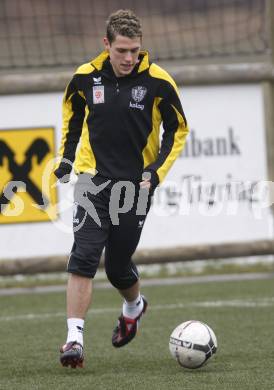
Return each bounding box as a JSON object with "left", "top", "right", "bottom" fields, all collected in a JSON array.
[{"left": 106, "top": 9, "right": 142, "bottom": 44}]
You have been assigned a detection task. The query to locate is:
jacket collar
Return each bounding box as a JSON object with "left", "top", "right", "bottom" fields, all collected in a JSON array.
[{"left": 90, "top": 50, "right": 150, "bottom": 76}]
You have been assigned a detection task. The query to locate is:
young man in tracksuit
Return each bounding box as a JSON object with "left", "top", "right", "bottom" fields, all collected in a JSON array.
[{"left": 54, "top": 9, "right": 189, "bottom": 368}]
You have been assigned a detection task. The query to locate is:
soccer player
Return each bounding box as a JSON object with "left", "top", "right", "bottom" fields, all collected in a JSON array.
[{"left": 54, "top": 9, "right": 189, "bottom": 368}]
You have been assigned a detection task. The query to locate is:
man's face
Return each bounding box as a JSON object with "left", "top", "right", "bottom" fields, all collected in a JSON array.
[{"left": 104, "top": 34, "right": 141, "bottom": 77}]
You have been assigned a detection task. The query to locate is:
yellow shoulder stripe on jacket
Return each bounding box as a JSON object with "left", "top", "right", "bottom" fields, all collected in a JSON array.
[
  {"left": 138, "top": 51, "right": 150, "bottom": 73},
  {"left": 75, "top": 62, "right": 95, "bottom": 75},
  {"left": 149, "top": 63, "right": 179, "bottom": 95},
  {"left": 74, "top": 106, "right": 97, "bottom": 175},
  {"left": 156, "top": 104, "right": 189, "bottom": 183},
  {"left": 91, "top": 51, "right": 110, "bottom": 70},
  {"left": 142, "top": 97, "right": 162, "bottom": 168}
]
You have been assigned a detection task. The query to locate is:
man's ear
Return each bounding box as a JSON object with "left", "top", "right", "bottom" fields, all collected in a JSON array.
[{"left": 103, "top": 37, "right": 110, "bottom": 51}]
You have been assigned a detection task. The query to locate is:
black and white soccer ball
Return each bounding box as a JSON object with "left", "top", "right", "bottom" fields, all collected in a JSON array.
[{"left": 169, "top": 320, "right": 217, "bottom": 369}]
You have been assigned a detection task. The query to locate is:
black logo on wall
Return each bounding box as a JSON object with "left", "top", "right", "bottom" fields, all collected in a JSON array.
[
  {"left": 0, "top": 138, "right": 50, "bottom": 211},
  {"left": 0, "top": 127, "right": 57, "bottom": 224}
]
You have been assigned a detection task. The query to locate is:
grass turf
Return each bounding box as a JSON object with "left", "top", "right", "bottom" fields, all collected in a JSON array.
[{"left": 0, "top": 276, "right": 274, "bottom": 390}]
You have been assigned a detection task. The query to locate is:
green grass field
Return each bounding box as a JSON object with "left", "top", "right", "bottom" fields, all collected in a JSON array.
[{"left": 1, "top": 276, "right": 274, "bottom": 390}]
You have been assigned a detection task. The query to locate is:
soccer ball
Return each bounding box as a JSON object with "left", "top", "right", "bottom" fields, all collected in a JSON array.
[{"left": 169, "top": 320, "right": 217, "bottom": 369}]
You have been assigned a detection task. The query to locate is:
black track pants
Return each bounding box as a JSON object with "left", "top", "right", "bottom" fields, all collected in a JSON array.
[{"left": 67, "top": 174, "right": 151, "bottom": 289}]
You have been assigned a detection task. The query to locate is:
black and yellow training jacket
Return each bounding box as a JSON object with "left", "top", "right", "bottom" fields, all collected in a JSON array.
[{"left": 55, "top": 50, "right": 189, "bottom": 186}]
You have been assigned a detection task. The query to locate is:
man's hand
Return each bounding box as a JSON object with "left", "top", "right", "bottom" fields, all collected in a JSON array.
[
  {"left": 140, "top": 171, "right": 152, "bottom": 189},
  {"left": 140, "top": 170, "right": 159, "bottom": 192}
]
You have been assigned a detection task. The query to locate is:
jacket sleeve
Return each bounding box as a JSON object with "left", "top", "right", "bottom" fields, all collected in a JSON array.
[
  {"left": 54, "top": 77, "right": 86, "bottom": 179},
  {"left": 145, "top": 81, "right": 189, "bottom": 186}
]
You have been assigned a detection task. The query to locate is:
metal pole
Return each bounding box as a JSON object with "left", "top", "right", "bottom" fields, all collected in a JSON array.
[{"left": 263, "top": 0, "right": 274, "bottom": 217}]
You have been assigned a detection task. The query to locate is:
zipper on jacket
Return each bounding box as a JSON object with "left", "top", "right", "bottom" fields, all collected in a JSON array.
[{"left": 116, "top": 81, "right": 120, "bottom": 94}]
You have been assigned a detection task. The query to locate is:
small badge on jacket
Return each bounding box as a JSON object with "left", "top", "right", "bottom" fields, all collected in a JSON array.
[{"left": 93, "top": 85, "right": 105, "bottom": 104}]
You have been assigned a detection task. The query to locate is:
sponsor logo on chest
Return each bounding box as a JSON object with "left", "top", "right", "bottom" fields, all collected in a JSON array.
[
  {"left": 129, "top": 86, "right": 147, "bottom": 110},
  {"left": 93, "top": 85, "right": 104, "bottom": 104}
]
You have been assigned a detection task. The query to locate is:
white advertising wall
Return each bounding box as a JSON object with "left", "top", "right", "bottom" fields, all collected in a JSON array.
[
  {"left": 141, "top": 84, "right": 273, "bottom": 248},
  {"left": 0, "top": 84, "right": 272, "bottom": 259}
]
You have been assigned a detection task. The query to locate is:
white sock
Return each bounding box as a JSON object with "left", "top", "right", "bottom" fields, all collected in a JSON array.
[
  {"left": 122, "top": 294, "right": 144, "bottom": 319},
  {"left": 66, "top": 318, "right": 84, "bottom": 347}
]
